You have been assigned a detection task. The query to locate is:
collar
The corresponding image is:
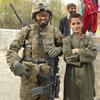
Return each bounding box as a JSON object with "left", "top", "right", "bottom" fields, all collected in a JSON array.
[{"left": 67, "top": 14, "right": 70, "bottom": 19}]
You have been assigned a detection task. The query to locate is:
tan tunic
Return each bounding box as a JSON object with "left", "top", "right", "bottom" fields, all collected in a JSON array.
[{"left": 63, "top": 34, "right": 97, "bottom": 100}]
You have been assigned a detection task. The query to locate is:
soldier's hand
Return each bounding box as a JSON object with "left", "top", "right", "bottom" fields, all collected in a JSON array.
[
  {"left": 13, "top": 62, "right": 29, "bottom": 79},
  {"left": 48, "top": 47, "right": 62, "bottom": 57}
]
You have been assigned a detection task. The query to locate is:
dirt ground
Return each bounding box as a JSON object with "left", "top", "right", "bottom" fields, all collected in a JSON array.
[{"left": 0, "top": 50, "right": 100, "bottom": 100}]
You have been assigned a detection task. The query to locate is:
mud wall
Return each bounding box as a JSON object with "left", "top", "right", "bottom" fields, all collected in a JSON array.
[{"left": 0, "top": 29, "right": 20, "bottom": 50}]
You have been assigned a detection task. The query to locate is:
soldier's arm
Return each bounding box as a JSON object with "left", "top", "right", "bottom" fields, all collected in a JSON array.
[
  {"left": 53, "top": 27, "right": 63, "bottom": 47},
  {"left": 54, "top": 27, "right": 63, "bottom": 57},
  {"left": 47, "top": 26, "right": 63, "bottom": 57},
  {"left": 6, "top": 26, "right": 30, "bottom": 68}
]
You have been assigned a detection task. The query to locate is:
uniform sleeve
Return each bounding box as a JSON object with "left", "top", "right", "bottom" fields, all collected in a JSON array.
[
  {"left": 53, "top": 27, "right": 63, "bottom": 47},
  {"left": 79, "top": 36, "right": 97, "bottom": 63},
  {"left": 63, "top": 37, "right": 81, "bottom": 66},
  {"left": 6, "top": 26, "right": 30, "bottom": 68}
]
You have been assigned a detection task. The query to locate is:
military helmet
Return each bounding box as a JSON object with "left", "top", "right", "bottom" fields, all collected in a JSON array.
[{"left": 31, "top": 3, "right": 52, "bottom": 19}]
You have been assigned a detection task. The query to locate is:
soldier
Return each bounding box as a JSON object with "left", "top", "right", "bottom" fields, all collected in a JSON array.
[
  {"left": 6, "top": 3, "right": 62, "bottom": 100},
  {"left": 62, "top": 13, "right": 97, "bottom": 100}
]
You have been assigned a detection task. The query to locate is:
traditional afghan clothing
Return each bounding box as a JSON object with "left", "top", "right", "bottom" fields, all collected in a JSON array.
[{"left": 63, "top": 33, "right": 97, "bottom": 100}]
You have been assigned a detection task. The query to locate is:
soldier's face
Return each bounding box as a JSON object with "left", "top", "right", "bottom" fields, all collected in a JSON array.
[
  {"left": 68, "top": 6, "right": 76, "bottom": 15},
  {"left": 70, "top": 18, "right": 83, "bottom": 34},
  {"left": 36, "top": 11, "right": 50, "bottom": 27}
]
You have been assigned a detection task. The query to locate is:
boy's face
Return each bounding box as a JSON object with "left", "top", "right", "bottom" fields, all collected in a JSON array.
[{"left": 70, "top": 18, "right": 83, "bottom": 34}]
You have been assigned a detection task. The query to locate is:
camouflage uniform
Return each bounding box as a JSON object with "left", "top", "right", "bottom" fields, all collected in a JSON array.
[{"left": 6, "top": 21, "right": 62, "bottom": 100}]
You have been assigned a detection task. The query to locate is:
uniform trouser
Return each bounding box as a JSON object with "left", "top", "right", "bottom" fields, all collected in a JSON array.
[
  {"left": 20, "top": 79, "right": 48, "bottom": 100},
  {"left": 82, "top": 12, "right": 98, "bottom": 33}
]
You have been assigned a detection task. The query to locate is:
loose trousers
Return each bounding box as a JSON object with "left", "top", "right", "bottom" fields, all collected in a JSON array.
[{"left": 82, "top": 13, "right": 98, "bottom": 33}]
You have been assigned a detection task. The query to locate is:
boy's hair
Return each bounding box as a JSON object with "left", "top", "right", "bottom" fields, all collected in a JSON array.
[
  {"left": 68, "top": 13, "right": 82, "bottom": 23},
  {"left": 67, "top": 3, "right": 76, "bottom": 9}
]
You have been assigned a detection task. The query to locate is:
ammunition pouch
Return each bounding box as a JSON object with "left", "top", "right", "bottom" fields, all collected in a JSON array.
[
  {"left": 22, "top": 61, "right": 39, "bottom": 82},
  {"left": 37, "top": 72, "right": 50, "bottom": 85},
  {"left": 37, "top": 64, "right": 51, "bottom": 85},
  {"left": 22, "top": 60, "right": 50, "bottom": 83}
]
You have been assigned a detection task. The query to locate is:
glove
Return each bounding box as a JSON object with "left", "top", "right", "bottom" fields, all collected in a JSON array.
[
  {"left": 48, "top": 47, "right": 62, "bottom": 57},
  {"left": 13, "top": 62, "right": 29, "bottom": 79}
]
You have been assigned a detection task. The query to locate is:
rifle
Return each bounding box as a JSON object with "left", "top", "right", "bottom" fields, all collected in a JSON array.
[
  {"left": 30, "top": 57, "right": 60, "bottom": 100},
  {"left": 9, "top": 3, "right": 26, "bottom": 27},
  {"left": 31, "top": 72, "right": 60, "bottom": 100}
]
